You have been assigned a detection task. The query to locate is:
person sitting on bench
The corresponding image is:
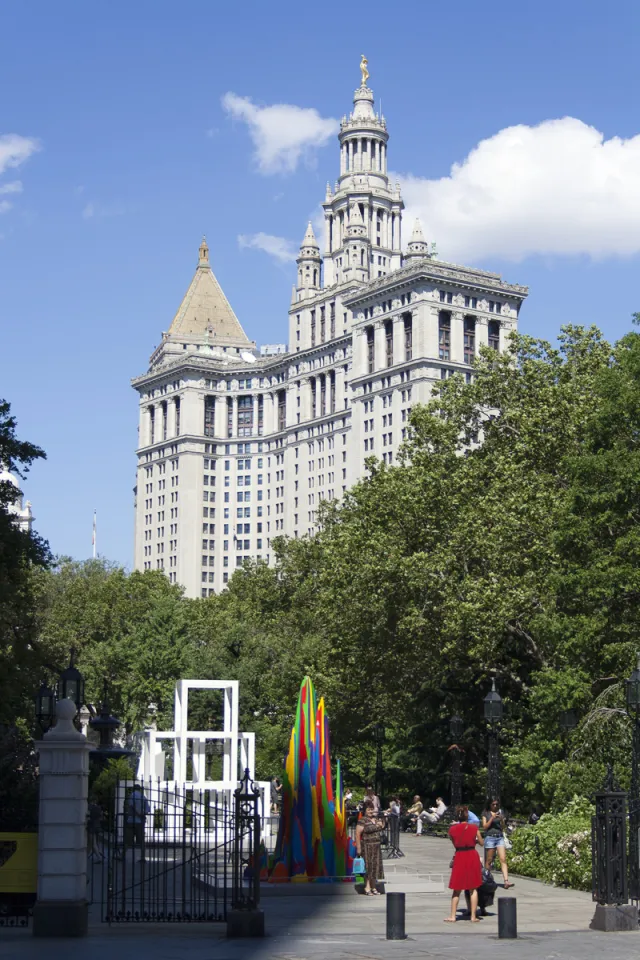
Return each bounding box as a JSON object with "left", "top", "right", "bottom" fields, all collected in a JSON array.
[{"left": 420, "top": 797, "right": 447, "bottom": 826}]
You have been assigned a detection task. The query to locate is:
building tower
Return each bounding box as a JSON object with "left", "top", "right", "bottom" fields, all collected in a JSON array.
[
  {"left": 403, "top": 219, "right": 431, "bottom": 264},
  {"left": 342, "top": 202, "right": 371, "bottom": 283},
  {"left": 296, "top": 222, "right": 322, "bottom": 299},
  {"left": 322, "top": 61, "right": 404, "bottom": 287}
]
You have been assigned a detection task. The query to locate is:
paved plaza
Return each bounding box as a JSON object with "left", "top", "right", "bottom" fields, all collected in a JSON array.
[{"left": 3, "top": 835, "right": 639, "bottom": 959}]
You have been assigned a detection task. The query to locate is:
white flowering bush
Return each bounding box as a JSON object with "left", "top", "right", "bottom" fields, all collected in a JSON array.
[{"left": 507, "top": 797, "right": 593, "bottom": 890}]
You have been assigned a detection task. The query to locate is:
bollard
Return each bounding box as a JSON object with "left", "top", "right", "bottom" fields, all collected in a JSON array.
[
  {"left": 498, "top": 897, "right": 517, "bottom": 939},
  {"left": 386, "top": 891, "right": 406, "bottom": 940}
]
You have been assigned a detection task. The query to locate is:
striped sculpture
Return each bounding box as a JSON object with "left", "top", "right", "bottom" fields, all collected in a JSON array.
[{"left": 266, "top": 676, "right": 355, "bottom": 882}]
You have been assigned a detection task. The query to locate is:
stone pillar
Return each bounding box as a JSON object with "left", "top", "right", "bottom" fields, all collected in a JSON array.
[
  {"left": 215, "top": 394, "right": 226, "bottom": 438},
  {"left": 374, "top": 323, "right": 385, "bottom": 373},
  {"left": 451, "top": 312, "right": 464, "bottom": 364},
  {"left": 33, "top": 699, "right": 94, "bottom": 937},
  {"left": 231, "top": 396, "right": 238, "bottom": 438},
  {"left": 252, "top": 395, "right": 259, "bottom": 436},
  {"left": 167, "top": 399, "right": 177, "bottom": 439},
  {"left": 476, "top": 318, "right": 489, "bottom": 352},
  {"left": 300, "top": 379, "right": 312, "bottom": 421},
  {"left": 314, "top": 377, "right": 321, "bottom": 420},
  {"left": 393, "top": 316, "right": 404, "bottom": 365}
]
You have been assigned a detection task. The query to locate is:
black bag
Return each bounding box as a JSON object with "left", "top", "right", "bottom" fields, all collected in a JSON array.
[{"left": 478, "top": 868, "right": 497, "bottom": 910}]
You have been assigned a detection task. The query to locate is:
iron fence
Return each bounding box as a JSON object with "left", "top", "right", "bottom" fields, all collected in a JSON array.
[{"left": 91, "top": 780, "right": 236, "bottom": 923}]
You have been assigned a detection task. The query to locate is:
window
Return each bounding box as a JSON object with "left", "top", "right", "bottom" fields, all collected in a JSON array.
[
  {"left": 175, "top": 398, "right": 181, "bottom": 436},
  {"left": 488, "top": 320, "right": 500, "bottom": 351},
  {"left": 403, "top": 313, "right": 412, "bottom": 361},
  {"left": 310, "top": 309, "right": 316, "bottom": 346},
  {"left": 385, "top": 320, "right": 393, "bottom": 366},
  {"left": 464, "top": 316, "right": 476, "bottom": 365},
  {"left": 330, "top": 301, "right": 335, "bottom": 338},
  {"left": 277, "top": 390, "right": 286, "bottom": 431},
  {"left": 438, "top": 311, "right": 451, "bottom": 361},
  {"left": 238, "top": 395, "right": 253, "bottom": 436},
  {"left": 320, "top": 306, "right": 326, "bottom": 342},
  {"left": 367, "top": 326, "right": 375, "bottom": 373},
  {"left": 204, "top": 396, "right": 216, "bottom": 437}
]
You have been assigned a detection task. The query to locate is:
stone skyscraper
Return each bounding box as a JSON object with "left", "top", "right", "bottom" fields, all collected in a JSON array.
[{"left": 133, "top": 64, "right": 528, "bottom": 597}]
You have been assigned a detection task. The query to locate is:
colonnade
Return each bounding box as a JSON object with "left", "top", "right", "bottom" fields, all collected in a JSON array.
[{"left": 339, "top": 137, "right": 387, "bottom": 175}]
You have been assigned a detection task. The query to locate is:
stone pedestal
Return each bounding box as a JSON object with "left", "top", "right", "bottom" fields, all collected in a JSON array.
[
  {"left": 590, "top": 903, "right": 638, "bottom": 932},
  {"left": 32, "top": 699, "right": 94, "bottom": 938}
]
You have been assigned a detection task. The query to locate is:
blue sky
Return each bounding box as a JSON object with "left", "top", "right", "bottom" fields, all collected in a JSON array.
[{"left": 1, "top": 0, "right": 639, "bottom": 567}]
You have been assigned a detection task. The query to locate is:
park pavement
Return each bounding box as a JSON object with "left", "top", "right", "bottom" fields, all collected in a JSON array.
[{"left": 3, "top": 834, "right": 640, "bottom": 959}]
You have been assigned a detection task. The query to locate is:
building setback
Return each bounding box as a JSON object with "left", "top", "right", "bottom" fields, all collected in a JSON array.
[{"left": 132, "top": 67, "right": 528, "bottom": 598}]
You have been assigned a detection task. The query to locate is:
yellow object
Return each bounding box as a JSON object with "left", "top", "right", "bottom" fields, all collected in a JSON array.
[{"left": 0, "top": 833, "right": 38, "bottom": 893}]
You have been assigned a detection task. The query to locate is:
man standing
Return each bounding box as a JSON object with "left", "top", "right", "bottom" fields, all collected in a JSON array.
[{"left": 125, "top": 785, "right": 150, "bottom": 848}]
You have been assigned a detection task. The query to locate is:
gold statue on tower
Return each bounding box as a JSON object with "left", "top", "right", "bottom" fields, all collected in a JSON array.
[{"left": 360, "top": 55, "right": 369, "bottom": 87}]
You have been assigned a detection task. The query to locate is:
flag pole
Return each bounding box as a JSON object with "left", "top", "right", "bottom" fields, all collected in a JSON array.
[{"left": 92, "top": 510, "right": 96, "bottom": 559}]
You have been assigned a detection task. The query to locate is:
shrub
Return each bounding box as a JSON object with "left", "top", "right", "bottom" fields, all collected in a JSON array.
[{"left": 507, "top": 796, "right": 593, "bottom": 890}]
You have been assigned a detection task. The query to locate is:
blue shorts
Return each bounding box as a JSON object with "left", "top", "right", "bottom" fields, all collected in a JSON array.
[{"left": 484, "top": 834, "right": 505, "bottom": 850}]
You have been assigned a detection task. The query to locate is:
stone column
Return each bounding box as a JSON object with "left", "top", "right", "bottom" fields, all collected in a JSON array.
[
  {"left": 231, "top": 396, "right": 238, "bottom": 438},
  {"left": 374, "top": 323, "right": 386, "bottom": 373},
  {"left": 314, "top": 377, "right": 322, "bottom": 420},
  {"left": 167, "top": 399, "right": 177, "bottom": 439},
  {"left": 393, "top": 316, "right": 404, "bottom": 365},
  {"left": 476, "top": 318, "right": 489, "bottom": 352},
  {"left": 33, "top": 699, "right": 94, "bottom": 937},
  {"left": 252, "top": 395, "right": 260, "bottom": 436},
  {"left": 451, "top": 312, "right": 464, "bottom": 364},
  {"left": 215, "top": 394, "right": 226, "bottom": 438}
]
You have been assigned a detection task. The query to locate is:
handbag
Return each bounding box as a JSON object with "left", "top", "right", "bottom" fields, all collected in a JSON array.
[
  {"left": 353, "top": 856, "right": 365, "bottom": 874},
  {"left": 503, "top": 832, "right": 512, "bottom": 850}
]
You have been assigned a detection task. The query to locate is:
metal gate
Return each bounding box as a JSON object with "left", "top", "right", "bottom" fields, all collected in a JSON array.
[{"left": 91, "top": 781, "right": 234, "bottom": 923}]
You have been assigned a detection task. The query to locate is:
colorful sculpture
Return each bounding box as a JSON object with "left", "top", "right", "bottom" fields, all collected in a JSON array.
[{"left": 267, "top": 676, "right": 355, "bottom": 882}]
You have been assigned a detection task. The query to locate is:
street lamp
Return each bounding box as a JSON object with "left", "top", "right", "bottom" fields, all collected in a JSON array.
[
  {"left": 448, "top": 714, "right": 464, "bottom": 811},
  {"left": 35, "top": 682, "right": 56, "bottom": 733},
  {"left": 57, "top": 652, "right": 85, "bottom": 714},
  {"left": 626, "top": 654, "right": 640, "bottom": 900},
  {"left": 373, "top": 724, "right": 385, "bottom": 804},
  {"left": 484, "top": 679, "right": 503, "bottom": 801},
  {"left": 89, "top": 692, "right": 134, "bottom": 770}
]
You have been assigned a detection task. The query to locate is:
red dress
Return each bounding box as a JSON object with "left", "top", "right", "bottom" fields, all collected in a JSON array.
[{"left": 448, "top": 822, "right": 482, "bottom": 891}]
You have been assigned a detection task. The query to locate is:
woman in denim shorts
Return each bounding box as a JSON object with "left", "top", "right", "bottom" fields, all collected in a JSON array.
[{"left": 481, "top": 798, "right": 513, "bottom": 889}]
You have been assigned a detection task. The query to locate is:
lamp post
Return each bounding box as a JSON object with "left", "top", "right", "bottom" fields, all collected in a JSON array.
[
  {"left": 449, "top": 714, "right": 464, "bottom": 811},
  {"left": 483, "top": 679, "right": 503, "bottom": 801},
  {"left": 373, "top": 724, "right": 385, "bottom": 805},
  {"left": 57, "top": 652, "right": 85, "bottom": 715},
  {"left": 35, "top": 682, "right": 56, "bottom": 734},
  {"left": 626, "top": 654, "right": 640, "bottom": 901},
  {"left": 89, "top": 692, "right": 134, "bottom": 770}
]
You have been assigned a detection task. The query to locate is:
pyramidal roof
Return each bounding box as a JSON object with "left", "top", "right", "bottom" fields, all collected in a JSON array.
[
  {"left": 301, "top": 222, "right": 319, "bottom": 248},
  {"left": 410, "top": 218, "right": 426, "bottom": 244},
  {"left": 168, "top": 238, "right": 251, "bottom": 343}
]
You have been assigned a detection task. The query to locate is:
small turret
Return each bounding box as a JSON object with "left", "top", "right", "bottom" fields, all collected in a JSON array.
[
  {"left": 404, "top": 218, "right": 430, "bottom": 264},
  {"left": 198, "top": 236, "right": 209, "bottom": 266},
  {"left": 296, "top": 222, "right": 322, "bottom": 296},
  {"left": 342, "top": 203, "right": 370, "bottom": 284}
]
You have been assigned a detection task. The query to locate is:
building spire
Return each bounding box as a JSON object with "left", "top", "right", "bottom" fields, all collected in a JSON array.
[
  {"left": 404, "top": 218, "right": 430, "bottom": 263},
  {"left": 198, "top": 236, "right": 209, "bottom": 266},
  {"left": 301, "top": 222, "right": 319, "bottom": 249}
]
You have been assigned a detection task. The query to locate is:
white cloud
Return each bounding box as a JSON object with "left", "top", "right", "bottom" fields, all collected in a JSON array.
[
  {"left": 82, "top": 200, "right": 125, "bottom": 220},
  {"left": 222, "top": 92, "right": 338, "bottom": 175},
  {"left": 398, "top": 117, "right": 640, "bottom": 262},
  {"left": 0, "top": 181, "right": 22, "bottom": 196},
  {"left": 238, "top": 232, "right": 297, "bottom": 263},
  {"left": 0, "top": 134, "right": 40, "bottom": 176},
  {"left": 0, "top": 200, "right": 11, "bottom": 215}
]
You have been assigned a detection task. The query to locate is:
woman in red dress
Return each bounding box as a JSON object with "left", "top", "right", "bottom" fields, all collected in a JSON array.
[{"left": 445, "top": 806, "right": 484, "bottom": 923}]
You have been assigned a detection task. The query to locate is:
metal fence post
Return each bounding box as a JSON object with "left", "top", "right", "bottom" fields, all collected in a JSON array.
[
  {"left": 590, "top": 766, "right": 638, "bottom": 931},
  {"left": 227, "top": 769, "right": 264, "bottom": 938}
]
